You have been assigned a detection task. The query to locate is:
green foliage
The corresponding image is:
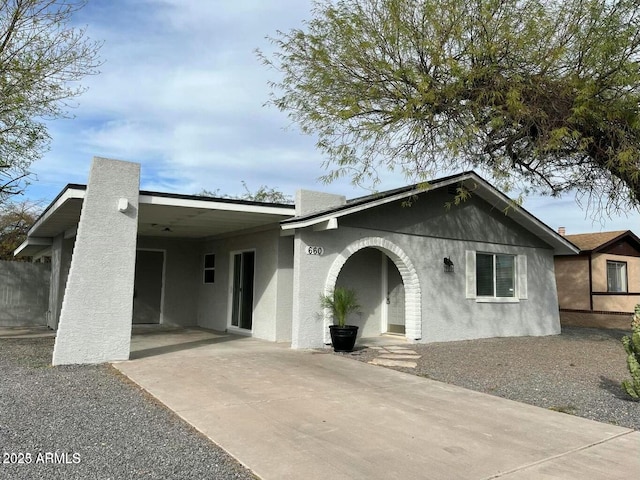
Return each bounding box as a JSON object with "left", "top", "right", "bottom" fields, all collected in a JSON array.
[
  {"left": 261, "top": 0, "right": 640, "bottom": 215},
  {"left": 0, "top": 1, "right": 102, "bottom": 204},
  {"left": 0, "top": 200, "right": 40, "bottom": 261},
  {"left": 197, "top": 181, "right": 293, "bottom": 204},
  {"left": 319, "top": 287, "right": 361, "bottom": 327},
  {"left": 621, "top": 305, "right": 640, "bottom": 400}
]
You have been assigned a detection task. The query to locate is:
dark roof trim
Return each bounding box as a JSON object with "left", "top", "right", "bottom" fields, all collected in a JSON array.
[
  {"left": 282, "top": 170, "right": 474, "bottom": 225},
  {"left": 590, "top": 230, "right": 640, "bottom": 253},
  {"left": 138, "top": 189, "right": 295, "bottom": 209}
]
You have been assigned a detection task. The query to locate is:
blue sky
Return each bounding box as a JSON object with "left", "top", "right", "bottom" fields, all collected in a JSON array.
[{"left": 22, "top": 0, "right": 639, "bottom": 235}]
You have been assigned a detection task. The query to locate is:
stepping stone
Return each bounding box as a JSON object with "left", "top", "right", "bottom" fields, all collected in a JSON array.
[
  {"left": 368, "top": 358, "right": 417, "bottom": 368},
  {"left": 378, "top": 354, "right": 421, "bottom": 360},
  {"left": 384, "top": 346, "right": 412, "bottom": 351}
]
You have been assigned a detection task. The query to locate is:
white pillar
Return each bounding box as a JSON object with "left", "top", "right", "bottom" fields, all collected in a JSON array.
[{"left": 52, "top": 158, "right": 140, "bottom": 365}]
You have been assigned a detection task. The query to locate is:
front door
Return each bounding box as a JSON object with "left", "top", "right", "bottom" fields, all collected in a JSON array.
[
  {"left": 231, "top": 251, "right": 255, "bottom": 330},
  {"left": 133, "top": 250, "right": 164, "bottom": 324},
  {"left": 386, "top": 257, "right": 405, "bottom": 334}
]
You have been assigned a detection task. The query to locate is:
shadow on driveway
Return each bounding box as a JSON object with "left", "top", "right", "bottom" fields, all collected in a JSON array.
[{"left": 129, "top": 328, "right": 248, "bottom": 360}]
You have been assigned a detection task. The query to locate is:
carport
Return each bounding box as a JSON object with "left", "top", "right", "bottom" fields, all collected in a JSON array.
[{"left": 15, "top": 158, "right": 294, "bottom": 365}]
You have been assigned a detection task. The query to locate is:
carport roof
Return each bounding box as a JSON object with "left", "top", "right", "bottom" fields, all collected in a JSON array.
[
  {"left": 281, "top": 171, "right": 579, "bottom": 256},
  {"left": 15, "top": 184, "right": 295, "bottom": 258}
]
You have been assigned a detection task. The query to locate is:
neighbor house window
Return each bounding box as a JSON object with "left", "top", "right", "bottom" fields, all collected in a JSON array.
[
  {"left": 476, "top": 253, "right": 515, "bottom": 298},
  {"left": 203, "top": 253, "right": 215, "bottom": 283},
  {"left": 607, "top": 260, "right": 627, "bottom": 292}
]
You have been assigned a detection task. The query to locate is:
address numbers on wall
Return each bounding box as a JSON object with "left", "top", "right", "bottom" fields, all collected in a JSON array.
[{"left": 305, "top": 246, "right": 324, "bottom": 256}]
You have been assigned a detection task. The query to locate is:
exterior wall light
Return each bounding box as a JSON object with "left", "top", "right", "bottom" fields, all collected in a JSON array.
[
  {"left": 444, "top": 257, "right": 454, "bottom": 273},
  {"left": 117, "top": 198, "right": 129, "bottom": 212}
]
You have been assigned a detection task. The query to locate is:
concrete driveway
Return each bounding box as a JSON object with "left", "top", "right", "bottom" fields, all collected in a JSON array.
[{"left": 114, "top": 329, "right": 639, "bottom": 480}]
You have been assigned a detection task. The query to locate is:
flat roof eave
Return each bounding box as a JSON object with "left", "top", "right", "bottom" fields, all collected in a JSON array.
[{"left": 13, "top": 237, "right": 53, "bottom": 258}]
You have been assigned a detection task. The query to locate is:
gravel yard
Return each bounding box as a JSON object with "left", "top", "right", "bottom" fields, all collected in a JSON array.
[
  {"left": 0, "top": 337, "right": 256, "bottom": 480},
  {"left": 343, "top": 326, "right": 640, "bottom": 430}
]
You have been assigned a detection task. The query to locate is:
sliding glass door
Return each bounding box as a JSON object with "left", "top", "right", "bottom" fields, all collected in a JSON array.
[{"left": 231, "top": 251, "right": 255, "bottom": 330}]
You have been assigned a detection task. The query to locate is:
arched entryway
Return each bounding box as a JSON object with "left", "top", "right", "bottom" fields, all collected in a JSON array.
[{"left": 324, "top": 237, "right": 422, "bottom": 343}]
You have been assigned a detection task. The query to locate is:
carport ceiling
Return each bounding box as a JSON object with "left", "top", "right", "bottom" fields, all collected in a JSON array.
[
  {"left": 136, "top": 192, "right": 294, "bottom": 237},
  {"left": 28, "top": 187, "right": 295, "bottom": 240},
  {"left": 137, "top": 202, "right": 293, "bottom": 238}
]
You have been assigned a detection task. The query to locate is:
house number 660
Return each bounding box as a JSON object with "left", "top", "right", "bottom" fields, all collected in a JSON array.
[{"left": 305, "top": 246, "right": 324, "bottom": 255}]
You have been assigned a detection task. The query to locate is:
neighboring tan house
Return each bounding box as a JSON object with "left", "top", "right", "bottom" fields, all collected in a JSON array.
[
  {"left": 555, "top": 230, "right": 640, "bottom": 329},
  {"left": 15, "top": 157, "right": 578, "bottom": 365}
]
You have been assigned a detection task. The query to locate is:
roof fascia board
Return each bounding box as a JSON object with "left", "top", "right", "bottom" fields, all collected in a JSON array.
[
  {"left": 14, "top": 239, "right": 29, "bottom": 256},
  {"left": 139, "top": 194, "right": 295, "bottom": 216},
  {"left": 27, "top": 186, "right": 85, "bottom": 237},
  {"left": 281, "top": 174, "right": 474, "bottom": 230},
  {"left": 313, "top": 218, "right": 339, "bottom": 231}
]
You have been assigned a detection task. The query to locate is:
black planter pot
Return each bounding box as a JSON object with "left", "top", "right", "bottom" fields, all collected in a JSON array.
[{"left": 329, "top": 325, "right": 359, "bottom": 352}]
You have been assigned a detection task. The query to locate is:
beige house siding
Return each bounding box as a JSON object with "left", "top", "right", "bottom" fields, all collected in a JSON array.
[
  {"left": 554, "top": 256, "right": 591, "bottom": 310},
  {"left": 555, "top": 230, "right": 640, "bottom": 330},
  {"left": 559, "top": 311, "right": 631, "bottom": 330},
  {"left": 591, "top": 252, "right": 640, "bottom": 313},
  {"left": 591, "top": 252, "right": 640, "bottom": 291},
  {"left": 592, "top": 295, "right": 640, "bottom": 313}
]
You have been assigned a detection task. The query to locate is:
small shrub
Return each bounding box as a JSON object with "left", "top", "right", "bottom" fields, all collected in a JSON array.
[
  {"left": 320, "top": 287, "right": 360, "bottom": 327},
  {"left": 621, "top": 305, "right": 640, "bottom": 400}
]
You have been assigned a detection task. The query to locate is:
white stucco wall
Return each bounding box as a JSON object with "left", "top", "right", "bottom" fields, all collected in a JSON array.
[
  {"left": 275, "top": 235, "right": 294, "bottom": 341},
  {"left": 197, "top": 226, "right": 292, "bottom": 342},
  {"left": 295, "top": 190, "right": 345, "bottom": 215},
  {"left": 52, "top": 158, "right": 140, "bottom": 365},
  {"left": 291, "top": 193, "right": 560, "bottom": 349}
]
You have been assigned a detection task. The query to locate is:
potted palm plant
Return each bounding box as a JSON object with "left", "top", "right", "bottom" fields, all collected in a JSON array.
[{"left": 320, "top": 287, "right": 361, "bottom": 352}]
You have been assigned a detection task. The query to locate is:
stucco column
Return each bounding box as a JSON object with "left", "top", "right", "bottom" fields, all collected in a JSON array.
[
  {"left": 52, "top": 158, "right": 140, "bottom": 365},
  {"left": 47, "top": 234, "right": 63, "bottom": 329},
  {"left": 291, "top": 191, "right": 346, "bottom": 349}
]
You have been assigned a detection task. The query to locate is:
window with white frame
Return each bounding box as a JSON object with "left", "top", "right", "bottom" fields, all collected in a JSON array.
[
  {"left": 203, "top": 253, "right": 215, "bottom": 284},
  {"left": 476, "top": 253, "right": 515, "bottom": 297},
  {"left": 466, "top": 250, "right": 527, "bottom": 301},
  {"left": 607, "top": 260, "right": 627, "bottom": 292}
]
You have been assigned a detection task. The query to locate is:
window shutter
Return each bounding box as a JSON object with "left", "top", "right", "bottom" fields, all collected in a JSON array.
[
  {"left": 466, "top": 250, "right": 476, "bottom": 298},
  {"left": 517, "top": 254, "right": 528, "bottom": 299}
]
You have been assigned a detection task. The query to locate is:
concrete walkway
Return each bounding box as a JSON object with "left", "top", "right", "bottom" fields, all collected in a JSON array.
[{"left": 114, "top": 329, "right": 639, "bottom": 480}]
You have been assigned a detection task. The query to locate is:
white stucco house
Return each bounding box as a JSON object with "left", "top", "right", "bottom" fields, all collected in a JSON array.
[{"left": 15, "top": 157, "right": 578, "bottom": 365}]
